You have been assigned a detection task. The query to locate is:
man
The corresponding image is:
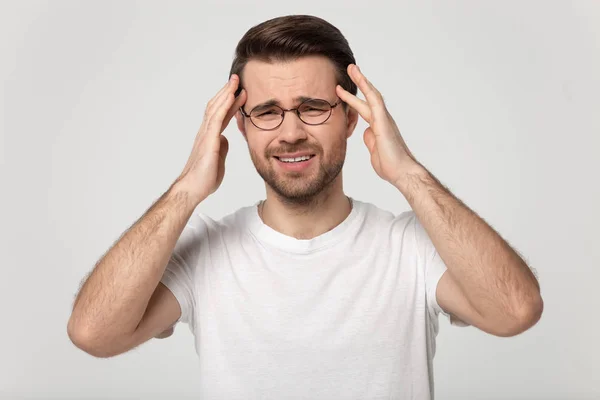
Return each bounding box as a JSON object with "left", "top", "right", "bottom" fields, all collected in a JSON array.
[{"left": 68, "top": 15, "right": 543, "bottom": 399}]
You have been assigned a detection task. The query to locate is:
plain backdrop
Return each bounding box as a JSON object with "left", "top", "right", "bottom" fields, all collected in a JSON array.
[{"left": 1, "top": 1, "right": 599, "bottom": 399}]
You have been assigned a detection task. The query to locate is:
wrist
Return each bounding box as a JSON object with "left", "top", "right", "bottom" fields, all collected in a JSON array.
[
  {"left": 392, "top": 162, "right": 430, "bottom": 194},
  {"left": 169, "top": 178, "right": 207, "bottom": 209}
]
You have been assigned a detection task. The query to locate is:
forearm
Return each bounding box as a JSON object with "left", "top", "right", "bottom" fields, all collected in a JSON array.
[
  {"left": 396, "top": 164, "right": 541, "bottom": 321},
  {"left": 68, "top": 181, "right": 200, "bottom": 343}
]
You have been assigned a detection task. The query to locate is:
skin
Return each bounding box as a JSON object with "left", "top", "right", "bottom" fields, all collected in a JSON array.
[
  {"left": 336, "top": 63, "right": 543, "bottom": 335},
  {"left": 69, "top": 55, "right": 543, "bottom": 360},
  {"left": 235, "top": 56, "right": 359, "bottom": 239},
  {"left": 235, "top": 57, "right": 543, "bottom": 336}
]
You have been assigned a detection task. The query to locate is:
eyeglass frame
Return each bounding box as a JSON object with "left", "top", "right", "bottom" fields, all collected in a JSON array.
[{"left": 239, "top": 97, "right": 343, "bottom": 131}]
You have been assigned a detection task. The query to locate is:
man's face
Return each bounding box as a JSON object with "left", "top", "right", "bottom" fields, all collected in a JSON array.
[{"left": 236, "top": 56, "right": 358, "bottom": 202}]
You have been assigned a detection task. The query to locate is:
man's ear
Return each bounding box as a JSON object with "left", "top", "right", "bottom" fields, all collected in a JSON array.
[
  {"left": 345, "top": 106, "right": 359, "bottom": 139},
  {"left": 235, "top": 110, "right": 247, "bottom": 141}
]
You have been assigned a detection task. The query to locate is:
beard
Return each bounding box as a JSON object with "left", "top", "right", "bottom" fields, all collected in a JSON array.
[{"left": 249, "top": 139, "right": 346, "bottom": 204}]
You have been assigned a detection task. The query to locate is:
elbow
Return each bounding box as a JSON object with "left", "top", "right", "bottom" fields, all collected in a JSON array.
[
  {"left": 516, "top": 293, "right": 544, "bottom": 333},
  {"left": 496, "top": 294, "right": 544, "bottom": 337},
  {"left": 67, "top": 319, "right": 121, "bottom": 358}
]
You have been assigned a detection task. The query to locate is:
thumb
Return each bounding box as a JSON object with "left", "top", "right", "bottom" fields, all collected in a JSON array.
[
  {"left": 218, "top": 135, "right": 229, "bottom": 163},
  {"left": 363, "top": 127, "right": 376, "bottom": 154},
  {"left": 211, "top": 135, "right": 229, "bottom": 194}
]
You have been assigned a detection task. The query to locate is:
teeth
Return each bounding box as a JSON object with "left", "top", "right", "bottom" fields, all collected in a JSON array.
[{"left": 280, "top": 155, "right": 312, "bottom": 163}]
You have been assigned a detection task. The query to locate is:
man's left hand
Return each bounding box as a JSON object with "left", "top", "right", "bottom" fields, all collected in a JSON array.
[{"left": 336, "top": 64, "right": 423, "bottom": 188}]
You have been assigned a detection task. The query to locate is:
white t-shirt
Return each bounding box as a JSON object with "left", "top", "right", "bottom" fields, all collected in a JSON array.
[{"left": 160, "top": 198, "right": 467, "bottom": 400}]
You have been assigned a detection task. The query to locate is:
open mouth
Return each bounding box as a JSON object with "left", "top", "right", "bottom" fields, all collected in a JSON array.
[{"left": 274, "top": 154, "right": 316, "bottom": 163}]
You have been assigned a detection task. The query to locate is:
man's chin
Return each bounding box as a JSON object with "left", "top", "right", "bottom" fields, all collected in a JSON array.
[
  {"left": 268, "top": 180, "right": 324, "bottom": 201},
  {"left": 253, "top": 159, "right": 343, "bottom": 201}
]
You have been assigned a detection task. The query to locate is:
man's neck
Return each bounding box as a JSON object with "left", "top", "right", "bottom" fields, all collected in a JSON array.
[{"left": 260, "top": 182, "right": 352, "bottom": 240}]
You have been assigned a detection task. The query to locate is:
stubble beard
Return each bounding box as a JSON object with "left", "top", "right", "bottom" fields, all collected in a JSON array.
[{"left": 249, "top": 141, "right": 346, "bottom": 206}]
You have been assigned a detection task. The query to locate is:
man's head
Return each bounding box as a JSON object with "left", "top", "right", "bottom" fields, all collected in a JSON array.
[{"left": 230, "top": 15, "right": 359, "bottom": 203}]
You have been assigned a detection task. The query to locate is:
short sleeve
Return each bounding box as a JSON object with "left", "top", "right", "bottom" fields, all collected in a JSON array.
[
  {"left": 412, "top": 213, "right": 470, "bottom": 327},
  {"left": 159, "top": 212, "right": 207, "bottom": 331}
]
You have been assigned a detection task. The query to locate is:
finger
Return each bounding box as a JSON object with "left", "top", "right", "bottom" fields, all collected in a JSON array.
[
  {"left": 212, "top": 83, "right": 242, "bottom": 123},
  {"left": 207, "top": 83, "right": 243, "bottom": 135},
  {"left": 206, "top": 75, "right": 239, "bottom": 116},
  {"left": 214, "top": 135, "right": 229, "bottom": 191},
  {"left": 218, "top": 134, "right": 229, "bottom": 162},
  {"left": 363, "top": 127, "right": 376, "bottom": 154},
  {"left": 221, "top": 89, "right": 247, "bottom": 132},
  {"left": 336, "top": 85, "right": 372, "bottom": 122},
  {"left": 205, "top": 75, "right": 238, "bottom": 117},
  {"left": 196, "top": 77, "right": 237, "bottom": 140},
  {"left": 347, "top": 64, "right": 385, "bottom": 109},
  {"left": 206, "top": 77, "right": 233, "bottom": 111}
]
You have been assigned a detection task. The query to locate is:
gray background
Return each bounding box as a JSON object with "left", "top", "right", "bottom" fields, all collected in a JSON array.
[{"left": 1, "top": 1, "right": 599, "bottom": 399}]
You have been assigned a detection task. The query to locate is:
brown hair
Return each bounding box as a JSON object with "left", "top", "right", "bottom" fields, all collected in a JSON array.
[{"left": 229, "top": 15, "right": 357, "bottom": 105}]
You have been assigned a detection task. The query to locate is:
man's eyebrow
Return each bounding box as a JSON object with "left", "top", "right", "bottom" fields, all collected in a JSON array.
[{"left": 250, "top": 96, "right": 314, "bottom": 109}]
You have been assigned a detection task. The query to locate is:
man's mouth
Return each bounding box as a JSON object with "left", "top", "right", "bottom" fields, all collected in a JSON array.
[{"left": 273, "top": 154, "right": 316, "bottom": 163}]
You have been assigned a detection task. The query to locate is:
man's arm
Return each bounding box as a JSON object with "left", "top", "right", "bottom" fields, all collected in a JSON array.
[
  {"left": 397, "top": 165, "right": 543, "bottom": 337},
  {"left": 334, "top": 64, "right": 542, "bottom": 336},
  {"left": 67, "top": 182, "right": 199, "bottom": 357},
  {"left": 67, "top": 74, "right": 245, "bottom": 357}
]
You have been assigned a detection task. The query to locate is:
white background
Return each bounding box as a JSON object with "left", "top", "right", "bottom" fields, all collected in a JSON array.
[{"left": 1, "top": 1, "right": 599, "bottom": 399}]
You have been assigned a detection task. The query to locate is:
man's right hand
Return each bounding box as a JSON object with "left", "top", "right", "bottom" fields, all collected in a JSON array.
[{"left": 175, "top": 74, "right": 247, "bottom": 203}]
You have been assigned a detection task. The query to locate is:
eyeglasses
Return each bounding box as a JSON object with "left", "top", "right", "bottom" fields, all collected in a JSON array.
[{"left": 240, "top": 98, "right": 342, "bottom": 131}]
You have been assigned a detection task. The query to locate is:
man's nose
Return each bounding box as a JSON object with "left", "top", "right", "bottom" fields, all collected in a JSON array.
[{"left": 277, "top": 110, "right": 308, "bottom": 143}]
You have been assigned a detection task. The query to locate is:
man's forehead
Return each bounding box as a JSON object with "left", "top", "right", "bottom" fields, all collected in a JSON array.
[{"left": 242, "top": 57, "right": 337, "bottom": 107}]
